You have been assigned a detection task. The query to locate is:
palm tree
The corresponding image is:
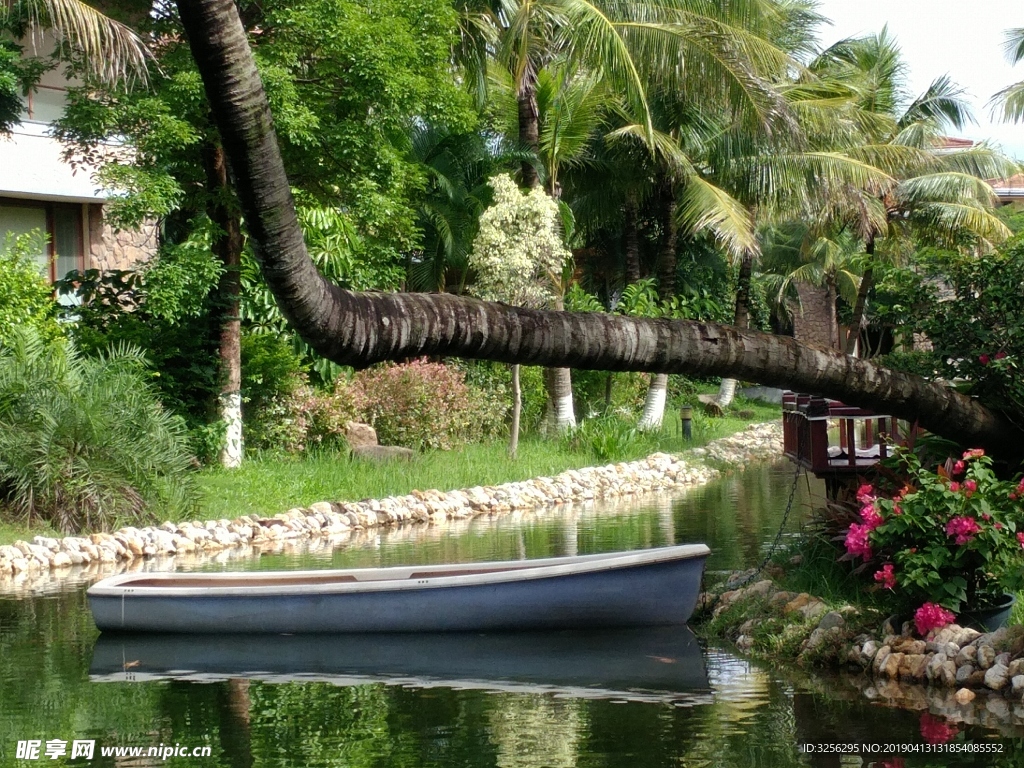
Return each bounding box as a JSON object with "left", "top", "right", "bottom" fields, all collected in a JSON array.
[
  {"left": 172, "top": 0, "right": 1024, "bottom": 457},
  {"left": 809, "top": 30, "right": 1015, "bottom": 355},
  {"left": 993, "top": 27, "right": 1024, "bottom": 123}
]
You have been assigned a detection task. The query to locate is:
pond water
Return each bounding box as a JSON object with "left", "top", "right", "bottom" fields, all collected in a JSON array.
[{"left": 2, "top": 462, "right": 1022, "bottom": 767}]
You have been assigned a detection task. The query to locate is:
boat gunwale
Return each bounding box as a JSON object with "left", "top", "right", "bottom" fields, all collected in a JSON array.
[{"left": 86, "top": 544, "right": 710, "bottom": 598}]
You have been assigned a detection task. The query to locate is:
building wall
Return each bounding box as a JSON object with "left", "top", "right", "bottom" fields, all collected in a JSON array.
[{"left": 86, "top": 205, "right": 157, "bottom": 272}]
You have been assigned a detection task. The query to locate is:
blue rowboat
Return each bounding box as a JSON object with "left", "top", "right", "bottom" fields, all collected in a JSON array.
[
  {"left": 87, "top": 544, "right": 710, "bottom": 634},
  {"left": 89, "top": 626, "right": 711, "bottom": 703}
]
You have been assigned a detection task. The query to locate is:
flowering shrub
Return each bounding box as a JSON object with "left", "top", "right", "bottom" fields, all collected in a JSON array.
[
  {"left": 351, "top": 359, "right": 507, "bottom": 450},
  {"left": 843, "top": 448, "right": 1024, "bottom": 625}
]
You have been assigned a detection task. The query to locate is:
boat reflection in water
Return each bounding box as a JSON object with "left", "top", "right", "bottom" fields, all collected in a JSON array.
[{"left": 90, "top": 627, "right": 710, "bottom": 705}]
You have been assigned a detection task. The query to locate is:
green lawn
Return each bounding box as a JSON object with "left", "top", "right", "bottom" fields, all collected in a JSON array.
[{"left": 195, "top": 399, "right": 780, "bottom": 523}]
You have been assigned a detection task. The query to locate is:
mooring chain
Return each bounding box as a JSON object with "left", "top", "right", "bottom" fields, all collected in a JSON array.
[{"left": 732, "top": 460, "right": 805, "bottom": 590}]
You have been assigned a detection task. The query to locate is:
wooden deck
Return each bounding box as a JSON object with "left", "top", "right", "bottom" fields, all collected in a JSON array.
[{"left": 782, "top": 392, "right": 901, "bottom": 479}]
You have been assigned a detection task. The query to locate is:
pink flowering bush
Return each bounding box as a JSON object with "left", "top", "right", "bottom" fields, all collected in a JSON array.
[
  {"left": 351, "top": 359, "right": 507, "bottom": 450},
  {"left": 843, "top": 448, "right": 1024, "bottom": 620}
]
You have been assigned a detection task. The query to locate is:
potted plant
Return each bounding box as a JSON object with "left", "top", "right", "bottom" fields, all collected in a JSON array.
[{"left": 843, "top": 448, "right": 1024, "bottom": 634}]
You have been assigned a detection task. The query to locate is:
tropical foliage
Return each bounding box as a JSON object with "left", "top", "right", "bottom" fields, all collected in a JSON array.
[{"left": 0, "top": 328, "right": 196, "bottom": 533}]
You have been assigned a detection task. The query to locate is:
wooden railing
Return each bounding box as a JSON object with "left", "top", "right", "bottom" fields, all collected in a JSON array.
[{"left": 782, "top": 392, "right": 901, "bottom": 476}]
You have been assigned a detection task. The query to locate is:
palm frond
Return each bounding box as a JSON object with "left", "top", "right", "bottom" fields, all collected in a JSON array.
[
  {"left": 8, "top": 0, "right": 152, "bottom": 85},
  {"left": 676, "top": 175, "right": 756, "bottom": 259}
]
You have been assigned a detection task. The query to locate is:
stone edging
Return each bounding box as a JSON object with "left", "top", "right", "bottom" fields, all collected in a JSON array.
[
  {"left": 0, "top": 422, "right": 784, "bottom": 591},
  {"left": 699, "top": 576, "right": 1024, "bottom": 727}
]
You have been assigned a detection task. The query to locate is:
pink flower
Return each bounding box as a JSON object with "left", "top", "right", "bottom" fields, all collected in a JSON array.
[
  {"left": 914, "top": 603, "right": 956, "bottom": 636},
  {"left": 995, "top": 351, "right": 1007, "bottom": 360},
  {"left": 844, "top": 523, "right": 873, "bottom": 560},
  {"left": 1018, "top": 532, "right": 1024, "bottom": 549},
  {"left": 856, "top": 483, "right": 875, "bottom": 503},
  {"left": 946, "top": 516, "right": 981, "bottom": 545},
  {"left": 1017, "top": 478, "right": 1024, "bottom": 492},
  {"left": 979, "top": 354, "right": 990, "bottom": 365},
  {"left": 994, "top": 522, "right": 1004, "bottom": 530},
  {"left": 952, "top": 460, "right": 965, "bottom": 475},
  {"left": 949, "top": 481, "right": 961, "bottom": 492},
  {"left": 963, "top": 448, "right": 985, "bottom": 460},
  {"left": 892, "top": 503, "right": 903, "bottom": 516},
  {"left": 860, "top": 503, "right": 884, "bottom": 530},
  {"left": 874, "top": 563, "right": 896, "bottom": 590},
  {"left": 964, "top": 479, "right": 977, "bottom": 497},
  {"left": 919, "top": 712, "right": 958, "bottom": 744}
]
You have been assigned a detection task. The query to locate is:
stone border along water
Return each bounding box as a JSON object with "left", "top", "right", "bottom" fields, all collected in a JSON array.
[
  {"left": 700, "top": 578, "right": 1024, "bottom": 730},
  {"left": 0, "top": 422, "right": 783, "bottom": 594}
]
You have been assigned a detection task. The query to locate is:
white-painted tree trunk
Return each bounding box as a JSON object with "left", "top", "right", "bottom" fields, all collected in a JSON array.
[
  {"left": 508, "top": 363, "right": 521, "bottom": 459},
  {"left": 219, "top": 390, "right": 243, "bottom": 468},
  {"left": 543, "top": 367, "right": 576, "bottom": 433},
  {"left": 638, "top": 373, "right": 668, "bottom": 431},
  {"left": 716, "top": 377, "right": 738, "bottom": 408}
]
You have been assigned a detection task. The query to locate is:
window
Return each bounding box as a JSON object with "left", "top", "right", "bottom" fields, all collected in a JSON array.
[{"left": 0, "top": 199, "right": 85, "bottom": 281}]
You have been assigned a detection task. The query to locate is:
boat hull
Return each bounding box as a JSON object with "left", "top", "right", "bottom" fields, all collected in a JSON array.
[{"left": 88, "top": 545, "right": 710, "bottom": 633}]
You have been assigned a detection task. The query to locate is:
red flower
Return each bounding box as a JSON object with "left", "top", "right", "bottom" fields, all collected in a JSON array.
[
  {"left": 946, "top": 516, "right": 981, "bottom": 545},
  {"left": 995, "top": 522, "right": 1004, "bottom": 530},
  {"left": 874, "top": 563, "right": 897, "bottom": 590},
  {"left": 915, "top": 603, "right": 956, "bottom": 636},
  {"left": 949, "top": 481, "right": 961, "bottom": 492},
  {"left": 962, "top": 448, "right": 985, "bottom": 460},
  {"left": 979, "top": 354, "right": 990, "bottom": 365},
  {"left": 995, "top": 351, "right": 1007, "bottom": 360},
  {"left": 964, "top": 479, "right": 977, "bottom": 497},
  {"left": 892, "top": 503, "right": 903, "bottom": 516},
  {"left": 952, "top": 460, "right": 965, "bottom": 475},
  {"left": 919, "top": 712, "right": 958, "bottom": 744},
  {"left": 1017, "top": 532, "right": 1024, "bottom": 549}
]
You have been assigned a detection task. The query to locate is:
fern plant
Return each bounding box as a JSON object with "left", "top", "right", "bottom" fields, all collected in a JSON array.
[{"left": 0, "top": 328, "right": 196, "bottom": 533}]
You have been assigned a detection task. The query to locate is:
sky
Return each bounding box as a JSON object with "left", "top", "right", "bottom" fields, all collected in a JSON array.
[{"left": 812, "top": 0, "right": 1024, "bottom": 162}]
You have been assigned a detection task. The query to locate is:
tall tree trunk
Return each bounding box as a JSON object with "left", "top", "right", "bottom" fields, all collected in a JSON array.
[
  {"left": 175, "top": 0, "right": 1024, "bottom": 458},
  {"left": 640, "top": 180, "right": 677, "bottom": 431},
  {"left": 623, "top": 198, "right": 641, "bottom": 285},
  {"left": 517, "top": 69, "right": 540, "bottom": 190},
  {"left": 203, "top": 141, "right": 244, "bottom": 468},
  {"left": 716, "top": 249, "right": 755, "bottom": 408},
  {"left": 518, "top": 66, "right": 573, "bottom": 432},
  {"left": 824, "top": 277, "right": 840, "bottom": 351},
  {"left": 509, "top": 363, "right": 521, "bottom": 459},
  {"left": 845, "top": 236, "right": 875, "bottom": 356}
]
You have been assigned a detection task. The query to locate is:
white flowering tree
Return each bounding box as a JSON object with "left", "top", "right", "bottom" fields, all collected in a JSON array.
[{"left": 469, "top": 173, "right": 572, "bottom": 456}]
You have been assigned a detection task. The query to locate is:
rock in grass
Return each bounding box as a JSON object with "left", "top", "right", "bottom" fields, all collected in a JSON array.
[{"left": 351, "top": 445, "right": 415, "bottom": 462}]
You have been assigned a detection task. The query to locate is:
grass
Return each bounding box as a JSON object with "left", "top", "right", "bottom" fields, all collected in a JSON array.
[{"left": 194, "top": 396, "right": 779, "bottom": 523}]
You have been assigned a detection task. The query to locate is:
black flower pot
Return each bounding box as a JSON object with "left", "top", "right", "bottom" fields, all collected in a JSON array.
[{"left": 959, "top": 594, "right": 1017, "bottom": 633}]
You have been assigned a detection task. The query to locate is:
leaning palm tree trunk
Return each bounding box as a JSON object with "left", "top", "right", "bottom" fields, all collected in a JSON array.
[{"left": 173, "top": 0, "right": 1023, "bottom": 458}]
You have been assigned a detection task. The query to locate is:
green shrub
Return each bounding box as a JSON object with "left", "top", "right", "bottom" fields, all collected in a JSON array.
[
  {"left": 240, "top": 332, "right": 309, "bottom": 452},
  {"left": 0, "top": 328, "right": 196, "bottom": 533},
  {"left": 561, "top": 414, "right": 657, "bottom": 462},
  {"left": 0, "top": 232, "right": 63, "bottom": 344},
  {"left": 352, "top": 359, "right": 507, "bottom": 450}
]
